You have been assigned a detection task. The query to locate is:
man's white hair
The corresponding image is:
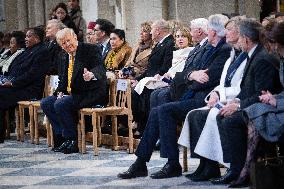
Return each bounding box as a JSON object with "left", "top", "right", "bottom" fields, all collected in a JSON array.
[
  {"left": 153, "top": 19, "right": 170, "bottom": 33},
  {"left": 47, "top": 19, "right": 67, "bottom": 30},
  {"left": 208, "top": 14, "right": 229, "bottom": 37},
  {"left": 190, "top": 18, "right": 208, "bottom": 34},
  {"left": 56, "top": 28, "right": 77, "bottom": 45}
]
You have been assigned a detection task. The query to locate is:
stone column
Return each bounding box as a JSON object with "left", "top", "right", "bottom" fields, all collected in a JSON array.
[
  {"left": 27, "top": 0, "right": 35, "bottom": 27},
  {"left": 34, "top": 0, "right": 45, "bottom": 26},
  {"left": 17, "top": 0, "right": 28, "bottom": 30},
  {"left": 97, "top": 0, "right": 116, "bottom": 25},
  {"left": 238, "top": 0, "right": 260, "bottom": 20},
  {"left": 81, "top": 0, "right": 98, "bottom": 24},
  {"left": 4, "top": 0, "right": 18, "bottom": 31}
]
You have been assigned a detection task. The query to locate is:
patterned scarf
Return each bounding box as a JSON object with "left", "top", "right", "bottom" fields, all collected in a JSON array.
[{"left": 0, "top": 49, "right": 25, "bottom": 74}]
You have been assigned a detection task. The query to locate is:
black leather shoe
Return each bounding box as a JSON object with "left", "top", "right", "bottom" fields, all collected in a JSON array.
[
  {"left": 150, "top": 163, "right": 182, "bottom": 179},
  {"left": 54, "top": 140, "right": 71, "bottom": 152},
  {"left": 51, "top": 134, "right": 65, "bottom": 151},
  {"left": 185, "top": 158, "right": 205, "bottom": 179},
  {"left": 228, "top": 176, "right": 249, "bottom": 188},
  {"left": 64, "top": 140, "right": 79, "bottom": 154},
  {"left": 117, "top": 163, "right": 148, "bottom": 179},
  {"left": 210, "top": 169, "right": 239, "bottom": 185},
  {"left": 191, "top": 162, "right": 220, "bottom": 182}
]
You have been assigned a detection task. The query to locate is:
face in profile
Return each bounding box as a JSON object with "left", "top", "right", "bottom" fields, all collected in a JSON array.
[
  {"left": 59, "top": 32, "right": 78, "bottom": 54},
  {"left": 190, "top": 27, "right": 201, "bottom": 44},
  {"left": 86, "top": 29, "right": 97, "bottom": 44},
  {"left": 140, "top": 28, "right": 151, "bottom": 43},
  {"left": 150, "top": 24, "right": 159, "bottom": 42},
  {"left": 110, "top": 33, "right": 124, "bottom": 50},
  {"left": 9, "top": 37, "right": 18, "bottom": 54},
  {"left": 46, "top": 23, "right": 59, "bottom": 39},
  {"left": 225, "top": 22, "right": 239, "bottom": 46},
  {"left": 175, "top": 30, "right": 189, "bottom": 49},
  {"left": 25, "top": 30, "right": 39, "bottom": 48}
]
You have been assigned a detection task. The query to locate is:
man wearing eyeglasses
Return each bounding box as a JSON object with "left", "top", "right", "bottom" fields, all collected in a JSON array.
[{"left": 94, "top": 19, "right": 115, "bottom": 61}]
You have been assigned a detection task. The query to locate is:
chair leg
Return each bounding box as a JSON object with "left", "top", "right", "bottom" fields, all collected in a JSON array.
[
  {"left": 77, "top": 113, "right": 82, "bottom": 153},
  {"left": 29, "top": 105, "right": 34, "bottom": 144},
  {"left": 81, "top": 113, "right": 86, "bottom": 153},
  {"left": 33, "top": 107, "right": 39, "bottom": 145},
  {"left": 15, "top": 107, "right": 20, "bottom": 141},
  {"left": 183, "top": 146, "right": 188, "bottom": 172},
  {"left": 128, "top": 115, "right": 134, "bottom": 154},
  {"left": 92, "top": 112, "right": 98, "bottom": 156},
  {"left": 97, "top": 115, "right": 102, "bottom": 146},
  {"left": 5, "top": 110, "right": 10, "bottom": 139},
  {"left": 19, "top": 105, "right": 25, "bottom": 142},
  {"left": 112, "top": 115, "right": 118, "bottom": 151},
  {"left": 46, "top": 117, "right": 51, "bottom": 147}
]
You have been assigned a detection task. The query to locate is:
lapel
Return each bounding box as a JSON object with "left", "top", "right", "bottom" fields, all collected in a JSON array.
[
  {"left": 71, "top": 43, "right": 82, "bottom": 85},
  {"left": 103, "top": 42, "right": 111, "bottom": 60},
  {"left": 241, "top": 45, "right": 262, "bottom": 85},
  {"left": 149, "top": 35, "right": 173, "bottom": 58}
]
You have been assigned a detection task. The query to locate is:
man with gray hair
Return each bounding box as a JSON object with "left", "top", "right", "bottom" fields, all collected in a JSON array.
[
  {"left": 131, "top": 19, "right": 175, "bottom": 136},
  {"left": 118, "top": 14, "right": 231, "bottom": 180},
  {"left": 45, "top": 19, "right": 66, "bottom": 75},
  {"left": 211, "top": 18, "right": 281, "bottom": 185}
]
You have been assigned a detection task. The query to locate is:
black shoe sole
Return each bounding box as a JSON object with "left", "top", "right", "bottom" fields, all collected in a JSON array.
[{"left": 118, "top": 172, "right": 148, "bottom": 179}]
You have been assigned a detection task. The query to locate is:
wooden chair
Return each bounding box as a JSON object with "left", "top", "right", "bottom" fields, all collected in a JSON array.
[
  {"left": 16, "top": 75, "right": 51, "bottom": 143},
  {"left": 79, "top": 79, "right": 134, "bottom": 156},
  {"left": 78, "top": 78, "right": 114, "bottom": 153}
]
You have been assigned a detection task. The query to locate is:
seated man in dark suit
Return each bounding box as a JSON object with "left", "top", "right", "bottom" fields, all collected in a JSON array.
[
  {"left": 118, "top": 14, "right": 231, "bottom": 179},
  {"left": 0, "top": 27, "right": 51, "bottom": 143},
  {"left": 45, "top": 19, "right": 66, "bottom": 75},
  {"left": 40, "top": 28, "right": 107, "bottom": 154},
  {"left": 210, "top": 19, "right": 282, "bottom": 186},
  {"left": 131, "top": 19, "right": 175, "bottom": 134}
]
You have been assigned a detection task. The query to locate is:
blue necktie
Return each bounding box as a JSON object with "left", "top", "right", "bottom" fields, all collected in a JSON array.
[{"left": 224, "top": 52, "right": 248, "bottom": 87}]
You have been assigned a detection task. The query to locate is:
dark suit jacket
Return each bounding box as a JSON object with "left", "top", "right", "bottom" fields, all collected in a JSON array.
[
  {"left": 237, "top": 45, "right": 282, "bottom": 109},
  {"left": 102, "top": 41, "right": 111, "bottom": 61},
  {"left": 136, "top": 35, "right": 175, "bottom": 80},
  {"left": 55, "top": 42, "right": 107, "bottom": 108},
  {"left": 170, "top": 40, "right": 208, "bottom": 100},
  {"left": 45, "top": 40, "right": 63, "bottom": 75},
  {"left": 0, "top": 42, "right": 51, "bottom": 110}
]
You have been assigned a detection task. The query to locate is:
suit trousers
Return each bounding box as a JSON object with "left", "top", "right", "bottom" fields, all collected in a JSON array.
[
  {"left": 188, "top": 109, "right": 210, "bottom": 158},
  {"left": 135, "top": 97, "right": 206, "bottom": 162},
  {"left": 40, "top": 95, "right": 79, "bottom": 138},
  {"left": 216, "top": 111, "right": 247, "bottom": 173},
  {"left": 149, "top": 87, "right": 171, "bottom": 109}
]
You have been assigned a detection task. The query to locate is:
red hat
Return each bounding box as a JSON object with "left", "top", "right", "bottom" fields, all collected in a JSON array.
[{"left": 87, "top": 22, "right": 96, "bottom": 30}]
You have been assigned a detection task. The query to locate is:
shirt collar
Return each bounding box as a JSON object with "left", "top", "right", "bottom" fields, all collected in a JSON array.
[
  {"left": 248, "top": 44, "right": 258, "bottom": 58},
  {"left": 199, "top": 37, "right": 208, "bottom": 46},
  {"left": 158, "top": 34, "right": 170, "bottom": 44},
  {"left": 102, "top": 38, "right": 110, "bottom": 48}
]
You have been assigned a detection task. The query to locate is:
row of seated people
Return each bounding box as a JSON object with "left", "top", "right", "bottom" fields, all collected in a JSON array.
[
  {"left": 0, "top": 13, "right": 284, "bottom": 189},
  {"left": 117, "top": 15, "right": 284, "bottom": 189}
]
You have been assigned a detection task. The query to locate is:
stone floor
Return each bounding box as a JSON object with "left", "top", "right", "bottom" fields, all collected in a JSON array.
[{"left": 0, "top": 135, "right": 248, "bottom": 189}]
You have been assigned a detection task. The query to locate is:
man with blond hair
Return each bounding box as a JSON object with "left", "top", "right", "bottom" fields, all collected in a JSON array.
[{"left": 40, "top": 28, "right": 106, "bottom": 154}]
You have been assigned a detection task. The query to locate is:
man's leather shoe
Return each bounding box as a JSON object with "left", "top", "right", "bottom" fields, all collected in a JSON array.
[
  {"left": 150, "top": 163, "right": 182, "bottom": 179},
  {"left": 53, "top": 140, "right": 71, "bottom": 152},
  {"left": 228, "top": 176, "right": 249, "bottom": 188},
  {"left": 117, "top": 163, "right": 148, "bottom": 179},
  {"left": 191, "top": 162, "right": 220, "bottom": 182},
  {"left": 210, "top": 169, "right": 239, "bottom": 185},
  {"left": 64, "top": 140, "right": 79, "bottom": 154},
  {"left": 185, "top": 159, "right": 205, "bottom": 179}
]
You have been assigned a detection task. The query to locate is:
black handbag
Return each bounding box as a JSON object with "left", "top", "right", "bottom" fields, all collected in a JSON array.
[{"left": 250, "top": 156, "right": 284, "bottom": 189}]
